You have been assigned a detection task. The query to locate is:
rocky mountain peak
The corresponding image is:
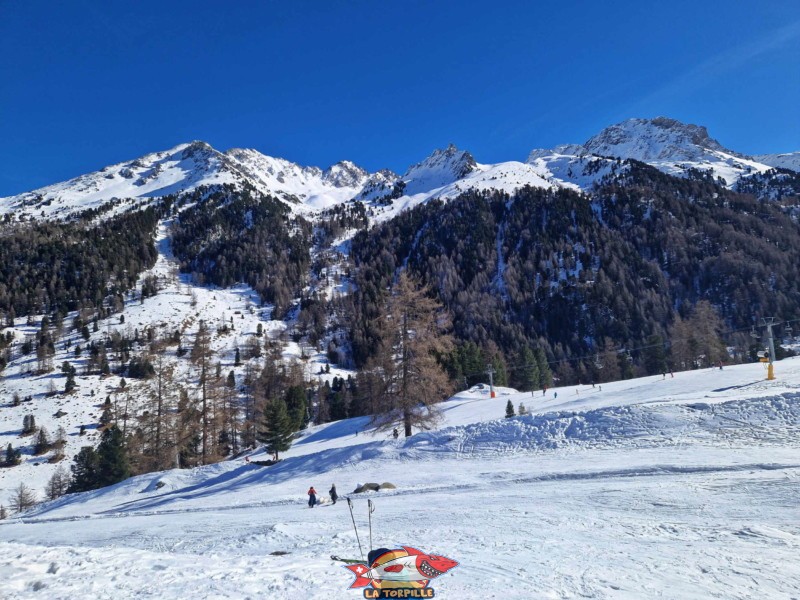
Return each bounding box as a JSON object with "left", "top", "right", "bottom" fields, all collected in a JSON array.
[
  {"left": 404, "top": 144, "right": 477, "bottom": 182},
  {"left": 583, "top": 117, "right": 732, "bottom": 162},
  {"left": 322, "top": 160, "right": 369, "bottom": 188}
]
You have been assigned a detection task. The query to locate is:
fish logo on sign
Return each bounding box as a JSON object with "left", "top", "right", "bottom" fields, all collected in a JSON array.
[{"left": 344, "top": 545, "right": 458, "bottom": 598}]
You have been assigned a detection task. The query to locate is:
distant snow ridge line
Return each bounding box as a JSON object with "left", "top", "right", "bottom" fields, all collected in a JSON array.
[{"left": 406, "top": 394, "right": 800, "bottom": 457}]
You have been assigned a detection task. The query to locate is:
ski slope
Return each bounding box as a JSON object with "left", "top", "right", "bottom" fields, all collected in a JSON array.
[{"left": 1, "top": 359, "right": 799, "bottom": 598}]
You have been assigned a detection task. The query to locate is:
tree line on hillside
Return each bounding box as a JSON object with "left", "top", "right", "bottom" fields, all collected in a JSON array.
[
  {"left": 170, "top": 186, "right": 312, "bottom": 318},
  {"left": 346, "top": 161, "right": 800, "bottom": 384},
  {"left": 0, "top": 205, "right": 161, "bottom": 320}
]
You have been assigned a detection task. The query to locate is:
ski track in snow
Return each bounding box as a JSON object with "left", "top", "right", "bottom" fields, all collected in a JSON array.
[{"left": 1, "top": 375, "right": 799, "bottom": 598}]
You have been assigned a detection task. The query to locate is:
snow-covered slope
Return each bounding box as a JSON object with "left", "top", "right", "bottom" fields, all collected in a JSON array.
[
  {"left": 528, "top": 117, "right": 786, "bottom": 189},
  {"left": 754, "top": 151, "right": 800, "bottom": 172},
  {"left": 0, "top": 142, "right": 240, "bottom": 220},
  {"left": 1, "top": 360, "right": 798, "bottom": 598},
  {"left": 526, "top": 147, "right": 625, "bottom": 191},
  {"left": 0, "top": 143, "right": 380, "bottom": 220}
]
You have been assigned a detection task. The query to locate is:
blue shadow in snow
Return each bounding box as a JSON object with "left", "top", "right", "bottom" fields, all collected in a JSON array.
[
  {"left": 295, "top": 416, "right": 373, "bottom": 445},
  {"left": 100, "top": 439, "right": 392, "bottom": 514}
]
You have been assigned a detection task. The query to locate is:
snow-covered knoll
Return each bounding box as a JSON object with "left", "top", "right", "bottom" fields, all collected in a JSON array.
[{"left": 1, "top": 359, "right": 798, "bottom": 598}]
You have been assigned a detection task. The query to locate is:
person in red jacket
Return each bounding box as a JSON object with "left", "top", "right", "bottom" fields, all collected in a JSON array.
[{"left": 308, "top": 486, "right": 317, "bottom": 508}]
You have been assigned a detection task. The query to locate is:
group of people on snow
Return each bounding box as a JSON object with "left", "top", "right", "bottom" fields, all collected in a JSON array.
[{"left": 307, "top": 484, "right": 338, "bottom": 507}]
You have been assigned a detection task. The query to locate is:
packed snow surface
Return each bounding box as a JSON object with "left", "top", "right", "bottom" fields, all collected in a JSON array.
[{"left": 1, "top": 358, "right": 799, "bottom": 598}]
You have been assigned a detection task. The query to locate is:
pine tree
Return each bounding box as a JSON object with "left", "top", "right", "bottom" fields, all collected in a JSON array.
[
  {"left": 33, "top": 427, "right": 51, "bottom": 455},
  {"left": 505, "top": 400, "right": 515, "bottom": 418},
  {"left": 95, "top": 425, "right": 131, "bottom": 488},
  {"left": 518, "top": 402, "right": 527, "bottom": 415},
  {"left": 514, "top": 347, "right": 540, "bottom": 392},
  {"left": 68, "top": 447, "right": 99, "bottom": 492},
  {"left": 257, "top": 398, "right": 293, "bottom": 461},
  {"left": 65, "top": 368, "right": 76, "bottom": 393},
  {"left": 4, "top": 443, "right": 20, "bottom": 466},
  {"left": 99, "top": 403, "right": 114, "bottom": 427},
  {"left": 0, "top": 505, "right": 7, "bottom": 520},
  {"left": 22, "top": 414, "right": 36, "bottom": 435}
]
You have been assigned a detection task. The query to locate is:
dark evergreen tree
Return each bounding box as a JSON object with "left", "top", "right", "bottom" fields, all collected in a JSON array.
[
  {"left": 33, "top": 427, "right": 51, "bottom": 455},
  {"left": 257, "top": 398, "right": 293, "bottom": 461},
  {"left": 4, "top": 443, "right": 21, "bottom": 466},
  {"left": 68, "top": 447, "right": 99, "bottom": 492},
  {"left": 513, "top": 347, "right": 540, "bottom": 392},
  {"left": 22, "top": 414, "right": 36, "bottom": 435},
  {"left": 505, "top": 400, "right": 515, "bottom": 418},
  {"left": 95, "top": 425, "right": 131, "bottom": 488}
]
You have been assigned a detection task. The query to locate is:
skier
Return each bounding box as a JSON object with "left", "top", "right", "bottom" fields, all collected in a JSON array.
[
  {"left": 329, "top": 484, "right": 338, "bottom": 505},
  {"left": 392, "top": 428, "right": 399, "bottom": 440},
  {"left": 308, "top": 486, "right": 317, "bottom": 508}
]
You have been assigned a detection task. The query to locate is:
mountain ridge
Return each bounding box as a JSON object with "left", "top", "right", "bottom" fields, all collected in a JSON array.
[{"left": 2, "top": 117, "right": 798, "bottom": 222}]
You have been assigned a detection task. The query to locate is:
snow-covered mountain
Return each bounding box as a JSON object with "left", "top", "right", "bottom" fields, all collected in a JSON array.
[
  {"left": 401, "top": 143, "right": 479, "bottom": 195},
  {"left": 0, "top": 143, "right": 382, "bottom": 220},
  {"left": 754, "top": 151, "right": 800, "bottom": 172},
  {"left": 528, "top": 117, "right": 798, "bottom": 189},
  {"left": 2, "top": 117, "right": 797, "bottom": 223}
]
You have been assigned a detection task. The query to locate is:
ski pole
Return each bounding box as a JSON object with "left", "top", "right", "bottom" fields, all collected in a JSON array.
[
  {"left": 346, "top": 497, "right": 364, "bottom": 561},
  {"left": 368, "top": 499, "right": 375, "bottom": 552}
]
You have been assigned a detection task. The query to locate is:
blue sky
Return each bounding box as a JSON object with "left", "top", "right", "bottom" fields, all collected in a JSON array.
[{"left": 1, "top": 0, "right": 798, "bottom": 195}]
